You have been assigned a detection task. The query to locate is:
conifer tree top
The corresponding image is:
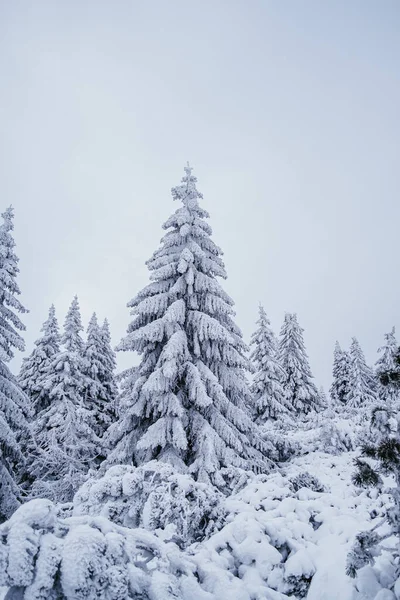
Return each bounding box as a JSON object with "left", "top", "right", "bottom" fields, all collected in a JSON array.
[
  {"left": 63, "top": 296, "right": 84, "bottom": 353},
  {"left": 0, "top": 205, "right": 28, "bottom": 362}
]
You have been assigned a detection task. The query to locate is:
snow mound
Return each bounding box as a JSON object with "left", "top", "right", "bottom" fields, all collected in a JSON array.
[{"left": 73, "top": 461, "right": 225, "bottom": 546}]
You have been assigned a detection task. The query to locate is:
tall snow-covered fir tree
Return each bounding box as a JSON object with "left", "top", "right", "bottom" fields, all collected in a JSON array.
[
  {"left": 375, "top": 327, "right": 399, "bottom": 406},
  {"left": 30, "top": 296, "right": 100, "bottom": 502},
  {"left": 329, "top": 341, "right": 352, "bottom": 405},
  {"left": 278, "top": 313, "right": 320, "bottom": 415},
  {"left": 18, "top": 304, "right": 61, "bottom": 414},
  {"left": 249, "top": 305, "right": 291, "bottom": 422},
  {"left": 82, "top": 313, "right": 117, "bottom": 439},
  {"left": 107, "top": 164, "right": 271, "bottom": 485},
  {"left": 99, "top": 318, "right": 118, "bottom": 413},
  {"left": 0, "top": 206, "right": 31, "bottom": 520},
  {"left": 346, "top": 337, "right": 377, "bottom": 409}
]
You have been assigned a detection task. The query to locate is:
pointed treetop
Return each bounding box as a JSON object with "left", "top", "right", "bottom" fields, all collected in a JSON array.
[
  {"left": 1, "top": 206, "right": 14, "bottom": 229},
  {"left": 63, "top": 295, "right": 84, "bottom": 352},
  {"left": 41, "top": 304, "right": 60, "bottom": 338},
  {"left": 102, "top": 318, "right": 111, "bottom": 339},
  {"left": 171, "top": 162, "right": 203, "bottom": 205},
  {"left": 88, "top": 312, "right": 98, "bottom": 328},
  {"left": 258, "top": 303, "right": 267, "bottom": 320}
]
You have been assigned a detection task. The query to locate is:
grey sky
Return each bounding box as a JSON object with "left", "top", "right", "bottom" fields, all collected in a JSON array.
[{"left": 0, "top": 0, "right": 399, "bottom": 388}]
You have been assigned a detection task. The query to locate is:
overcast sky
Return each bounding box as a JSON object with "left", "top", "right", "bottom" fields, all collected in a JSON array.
[{"left": 0, "top": 0, "right": 399, "bottom": 388}]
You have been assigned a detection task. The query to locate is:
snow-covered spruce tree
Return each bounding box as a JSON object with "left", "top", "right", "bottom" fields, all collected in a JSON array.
[
  {"left": 115, "top": 366, "right": 138, "bottom": 418},
  {"left": 278, "top": 313, "right": 320, "bottom": 415},
  {"left": 82, "top": 313, "right": 116, "bottom": 440},
  {"left": 329, "top": 341, "right": 352, "bottom": 405},
  {"left": 249, "top": 304, "right": 291, "bottom": 423},
  {"left": 18, "top": 304, "right": 61, "bottom": 414},
  {"left": 29, "top": 296, "right": 100, "bottom": 502},
  {"left": 346, "top": 337, "right": 377, "bottom": 409},
  {"left": 0, "top": 206, "right": 31, "bottom": 520},
  {"left": 376, "top": 327, "right": 400, "bottom": 406},
  {"left": 107, "top": 164, "right": 271, "bottom": 486},
  {"left": 99, "top": 318, "right": 118, "bottom": 415}
]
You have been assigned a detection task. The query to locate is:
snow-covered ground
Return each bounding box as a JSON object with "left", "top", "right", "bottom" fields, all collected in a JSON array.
[
  {"left": 0, "top": 448, "right": 392, "bottom": 599},
  {"left": 194, "top": 449, "right": 381, "bottom": 600},
  {"left": 282, "top": 451, "right": 379, "bottom": 599}
]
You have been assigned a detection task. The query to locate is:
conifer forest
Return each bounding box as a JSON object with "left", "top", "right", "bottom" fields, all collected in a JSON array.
[
  {"left": 0, "top": 164, "right": 399, "bottom": 600},
  {"left": 0, "top": 3, "right": 399, "bottom": 600}
]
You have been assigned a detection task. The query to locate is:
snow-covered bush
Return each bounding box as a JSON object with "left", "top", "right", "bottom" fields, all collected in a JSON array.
[
  {"left": 370, "top": 406, "right": 397, "bottom": 441},
  {"left": 0, "top": 498, "right": 204, "bottom": 600},
  {"left": 0, "top": 473, "right": 322, "bottom": 600},
  {"left": 73, "top": 461, "right": 225, "bottom": 546},
  {"left": 271, "top": 431, "right": 301, "bottom": 462},
  {"left": 217, "top": 465, "right": 270, "bottom": 496},
  {"left": 320, "top": 418, "right": 355, "bottom": 454},
  {"left": 348, "top": 404, "right": 400, "bottom": 598},
  {"left": 260, "top": 422, "right": 301, "bottom": 462},
  {"left": 290, "top": 472, "right": 327, "bottom": 493},
  {"left": 0, "top": 451, "right": 377, "bottom": 600}
]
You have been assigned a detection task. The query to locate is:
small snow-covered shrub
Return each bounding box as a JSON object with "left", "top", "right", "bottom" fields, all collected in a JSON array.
[
  {"left": 346, "top": 530, "right": 382, "bottom": 578},
  {"left": 261, "top": 422, "right": 301, "bottom": 462},
  {"left": 0, "top": 498, "right": 203, "bottom": 600},
  {"left": 73, "top": 461, "right": 224, "bottom": 546},
  {"left": 290, "top": 472, "right": 326, "bottom": 493},
  {"left": 272, "top": 434, "right": 301, "bottom": 462},
  {"left": 217, "top": 465, "right": 260, "bottom": 495},
  {"left": 320, "top": 419, "right": 355, "bottom": 454}
]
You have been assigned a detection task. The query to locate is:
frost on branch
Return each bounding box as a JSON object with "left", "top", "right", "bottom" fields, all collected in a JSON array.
[{"left": 73, "top": 461, "right": 225, "bottom": 546}]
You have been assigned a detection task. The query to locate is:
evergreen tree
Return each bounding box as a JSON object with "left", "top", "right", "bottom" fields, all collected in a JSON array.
[
  {"left": 318, "top": 386, "right": 328, "bottom": 409},
  {"left": 82, "top": 313, "right": 117, "bottom": 439},
  {"left": 30, "top": 296, "right": 100, "bottom": 502},
  {"left": 376, "top": 327, "right": 399, "bottom": 406},
  {"left": 18, "top": 304, "right": 61, "bottom": 414},
  {"left": 347, "top": 343, "right": 400, "bottom": 586},
  {"left": 329, "top": 341, "right": 352, "bottom": 405},
  {"left": 249, "top": 305, "right": 291, "bottom": 422},
  {"left": 107, "top": 164, "right": 271, "bottom": 485},
  {"left": 346, "top": 337, "right": 376, "bottom": 409},
  {"left": 0, "top": 206, "right": 30, "bottom": 520},
  {"left": 99, "top": 318, "right": 118, "bottom": 416},
  {"left": 278, "top": 313, "right": 320, "bottom": 415},
  {"left": 115, "top": 366, "right": 138, "bottom": 417}
]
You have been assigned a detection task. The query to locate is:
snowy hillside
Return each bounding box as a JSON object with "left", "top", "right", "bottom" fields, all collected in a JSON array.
[
  {"left": 1, "top": 442, "right": 396, "bottom": 599},
  {"left": 0, "top": 168, "right": 399, "bottom": 599}
]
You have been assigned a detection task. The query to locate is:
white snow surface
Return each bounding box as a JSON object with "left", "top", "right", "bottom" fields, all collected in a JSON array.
[{"left": 1, "top": 447, "right": 390, "bottom": 599}]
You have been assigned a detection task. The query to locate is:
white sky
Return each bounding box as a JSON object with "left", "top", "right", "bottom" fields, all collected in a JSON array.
[{"left": 0, "top": 0, "right": 399, "bottom": 388}]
